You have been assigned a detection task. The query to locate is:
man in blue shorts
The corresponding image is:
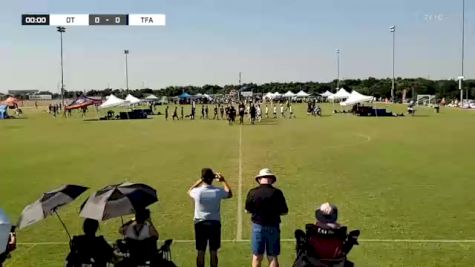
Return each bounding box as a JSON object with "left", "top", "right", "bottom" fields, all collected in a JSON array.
[{"left": 245, "top": 168, "right": 288, "bottom": 267}]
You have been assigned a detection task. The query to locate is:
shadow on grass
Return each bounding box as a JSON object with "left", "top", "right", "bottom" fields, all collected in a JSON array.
[{"left": 83, "top": 118, "right": 153, "bottom": 122}]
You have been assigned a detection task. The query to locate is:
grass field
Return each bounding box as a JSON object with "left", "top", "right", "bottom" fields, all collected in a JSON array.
[{"left": 1, "top": 104, "right": 474, "bottom": 267}]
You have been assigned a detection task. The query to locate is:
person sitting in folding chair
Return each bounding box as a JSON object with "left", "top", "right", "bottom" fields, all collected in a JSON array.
[
  {"left": 66, "top": 219, "right": 113, "bottom": 267},
  {"left": 293, "top": 203, "right": 359, "bottom": 267},
  {"left": 117, "top": 208, "right": 159, "bottom": 267}
]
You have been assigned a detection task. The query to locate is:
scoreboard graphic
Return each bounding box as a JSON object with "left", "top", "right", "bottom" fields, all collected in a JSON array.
[{"left": 22, "top": 14, "right": 166, "bottom": 26}]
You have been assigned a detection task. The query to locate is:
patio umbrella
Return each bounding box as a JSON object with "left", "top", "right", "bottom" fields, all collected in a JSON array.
[
  {"left": 79, "top": 182, "right": 158, "bottom": 221},
  {"left": 0, "top": 209, "right": 11, "bottom": 254},
  {"left": 17, "top": 185, "right": 88, "bottom": 239}
]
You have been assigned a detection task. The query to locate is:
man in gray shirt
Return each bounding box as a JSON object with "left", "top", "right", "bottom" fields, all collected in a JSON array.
[{"left": 188, "top": 168, "right": 232, "bottom": 267}]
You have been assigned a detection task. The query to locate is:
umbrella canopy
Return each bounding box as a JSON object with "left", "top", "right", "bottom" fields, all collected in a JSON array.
[
  {"left": 145, "top": 94, "right": 159, "bottom": 100},
  {"left": 79, "top": 182, "right": 158, "bottom": 221},
  {"left": 99, "top": 95, "right": 129, "bottom": 109},
  {"left": 296, "top": 90, "right": 310, "bottom": 97},
  {"left": 1, "top": 97, "right": 19, "bottom": 107},
  {"left": 0, "top": 209, "right": 11, "bottom": 254},
  {"left": 125, "top": 94, "right": 142, "bottom": 105},
  {"left": 18, "top": 185, "right": 89, "bottom": 229},
  {"left": 320, "top": 91, "right": 333, "bottom": 97},
  {"left": 328, "top": 88, "right": 350, "bottom": 100},
  {"left": 65, "top": 95, "right": 102, "bottom": 110},
  {"left": 340, "top": 91, "right": 374, "bottom": 106},
  {"left": 283, "top": 91, "right": 295, "bottom": 97}
]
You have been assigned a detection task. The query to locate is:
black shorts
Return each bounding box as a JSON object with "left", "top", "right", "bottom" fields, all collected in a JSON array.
[{"left": 194, "top": 220, "right": 221, "bottom": 251}]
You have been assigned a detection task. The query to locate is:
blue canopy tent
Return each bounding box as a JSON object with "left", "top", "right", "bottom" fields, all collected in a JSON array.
[
  {"left": 178, "top": 92, "right": 191, "bottom": 99},
  {"left": 0, "top": 105, "right": 8, "bottom": 119}
]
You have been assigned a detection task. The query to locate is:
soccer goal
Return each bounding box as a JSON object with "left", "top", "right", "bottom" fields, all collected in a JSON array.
[{"left": 416, "top": 95, "right": 436, "bottom": 106}]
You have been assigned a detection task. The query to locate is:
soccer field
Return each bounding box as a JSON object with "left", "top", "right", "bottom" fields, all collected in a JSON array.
[{"left": 1, "top": 104, "right": 474, "bottom": 267}]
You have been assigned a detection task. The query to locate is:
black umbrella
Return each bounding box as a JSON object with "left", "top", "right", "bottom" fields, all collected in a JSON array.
[
  {"left": 79, "top": 182, "right": 158, "bottom": 221},
  {"left": 17, "top": 185, "right": 88, "bottom": 239}
]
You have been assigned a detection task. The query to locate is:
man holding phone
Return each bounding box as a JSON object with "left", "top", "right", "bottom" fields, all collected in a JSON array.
[{"left": 188, "top": 168, "right": 233, "bottom": 267}]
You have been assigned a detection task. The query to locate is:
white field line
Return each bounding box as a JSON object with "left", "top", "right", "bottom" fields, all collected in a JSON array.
[
  {"left": 17, "top": 239, "right": 475, "bottom": 246},
  {"left": 236, "top": 125, "right": 243, "bottom": 241}
]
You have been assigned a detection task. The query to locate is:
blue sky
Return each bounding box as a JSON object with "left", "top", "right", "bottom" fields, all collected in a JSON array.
[{"left": 0, "top": 0, "right": 474, "bottom": 92}]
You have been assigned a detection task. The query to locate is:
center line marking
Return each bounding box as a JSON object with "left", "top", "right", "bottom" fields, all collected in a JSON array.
[{"left": 236, "top": 125, "right": 243, "bottom": 241}]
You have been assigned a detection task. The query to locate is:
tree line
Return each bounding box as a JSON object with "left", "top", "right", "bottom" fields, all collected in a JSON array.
[{"left": 20, "top": 78, "right": 475, "bottom": 100}]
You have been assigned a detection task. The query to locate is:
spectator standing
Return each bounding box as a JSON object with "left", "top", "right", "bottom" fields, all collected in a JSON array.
[
  {"left": 188, "top": 168, "right": 233, "bottom": 267},
  {"left": 245, "top": 168, "right": 288, "bottom": 267}
]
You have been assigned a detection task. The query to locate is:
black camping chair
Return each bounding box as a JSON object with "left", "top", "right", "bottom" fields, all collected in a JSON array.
[
  {"left": 114, "top": 238, "right": 176, "bottom": 267},
  {"left": 293, "top": 224, "right": 360, "bottom": 267},
  {"left": 65, "top": 235, "right": 113, "bottom": 267}
]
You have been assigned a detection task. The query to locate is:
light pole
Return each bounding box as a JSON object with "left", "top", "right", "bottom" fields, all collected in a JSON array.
[
  {"left": 336, "top": 49, "right": 340, "bottom": 91},
  {"left": 461, "top": 0, "right": 466, "bottom": 105},
  {"left": 238, "top": 72, "right": 242, "bottom": 101},
  {"left": 124, "top": 50, "right": 129, "bottom": 90},
  {"left": 57, "top": 26, "right": 66, "bottom": 106},
  {"left": 390, "top": 25, "right": 396, "bottom": 102}
]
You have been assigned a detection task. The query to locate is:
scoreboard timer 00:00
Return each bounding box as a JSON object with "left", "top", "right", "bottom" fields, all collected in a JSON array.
[{"left": 22, "top": 14, "right": 50, "bottom": 25}]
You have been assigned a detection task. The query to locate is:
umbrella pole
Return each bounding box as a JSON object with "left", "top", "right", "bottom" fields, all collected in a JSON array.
[
  {"left": 54, "top": 210, "right": 72, "bottom": 241},
  {"left": 120, "top": 216, "right": 125, "bottom": 238}
]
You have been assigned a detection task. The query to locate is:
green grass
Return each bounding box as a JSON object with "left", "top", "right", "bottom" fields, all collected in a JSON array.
[{"left": 1, "top": 104, "right": 474, "bottom": 266}]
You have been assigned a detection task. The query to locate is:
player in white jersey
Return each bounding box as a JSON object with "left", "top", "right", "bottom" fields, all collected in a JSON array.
[
  {"left": 280, "top": 103, "right": 285, "bottom": 118},
  {"left": 289, "top": 104, "right": 295, "bottom": 119},
  {"left": 256, "top": 104, "right": 262, "bottom": 122}
]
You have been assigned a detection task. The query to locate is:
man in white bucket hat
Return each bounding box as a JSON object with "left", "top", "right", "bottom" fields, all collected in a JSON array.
[{"left": 245, "top": 168, "right": 288, "bottom": 267}]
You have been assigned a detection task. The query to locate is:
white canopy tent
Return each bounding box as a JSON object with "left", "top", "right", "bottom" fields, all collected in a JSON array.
[
  {"left": 203, "top": 94, "right": 213, "bottom": 100},
  {"left": 264, "top": 92, "right": 274, "bottom": 99},
  {"left": 296, "top": 90, "right": 310, "bottom": 97},
  {"left": 320, "top": 91, "right": 333, "bottom": 97},
  {"left": 340, "top": 91, "right": 374, "bottom": 106},
  {"left": 125, "top": 94, "right": 141, "bottom": 105},
  {"left": 145, "top": 94, "right": 159, "bottom": 100},
  {"left": 328, "top": 88, "right": 350, "bottom": 101},
  {"left": 283, "top": 91, "right": 296, "bottom": 97},
  {"left": 273, "top": 92, "right": 282, "bottom": 98},
  {"left": 99, "top": 95, "right": 129, "bottom": 109}
]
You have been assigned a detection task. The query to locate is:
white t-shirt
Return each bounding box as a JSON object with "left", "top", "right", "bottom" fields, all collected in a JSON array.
[
  {"left": 125, "top": 223, "right": 152, "bottom": 241},
  {"left": 189, "top": 185, "right": 230, "bottom": 222}
]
